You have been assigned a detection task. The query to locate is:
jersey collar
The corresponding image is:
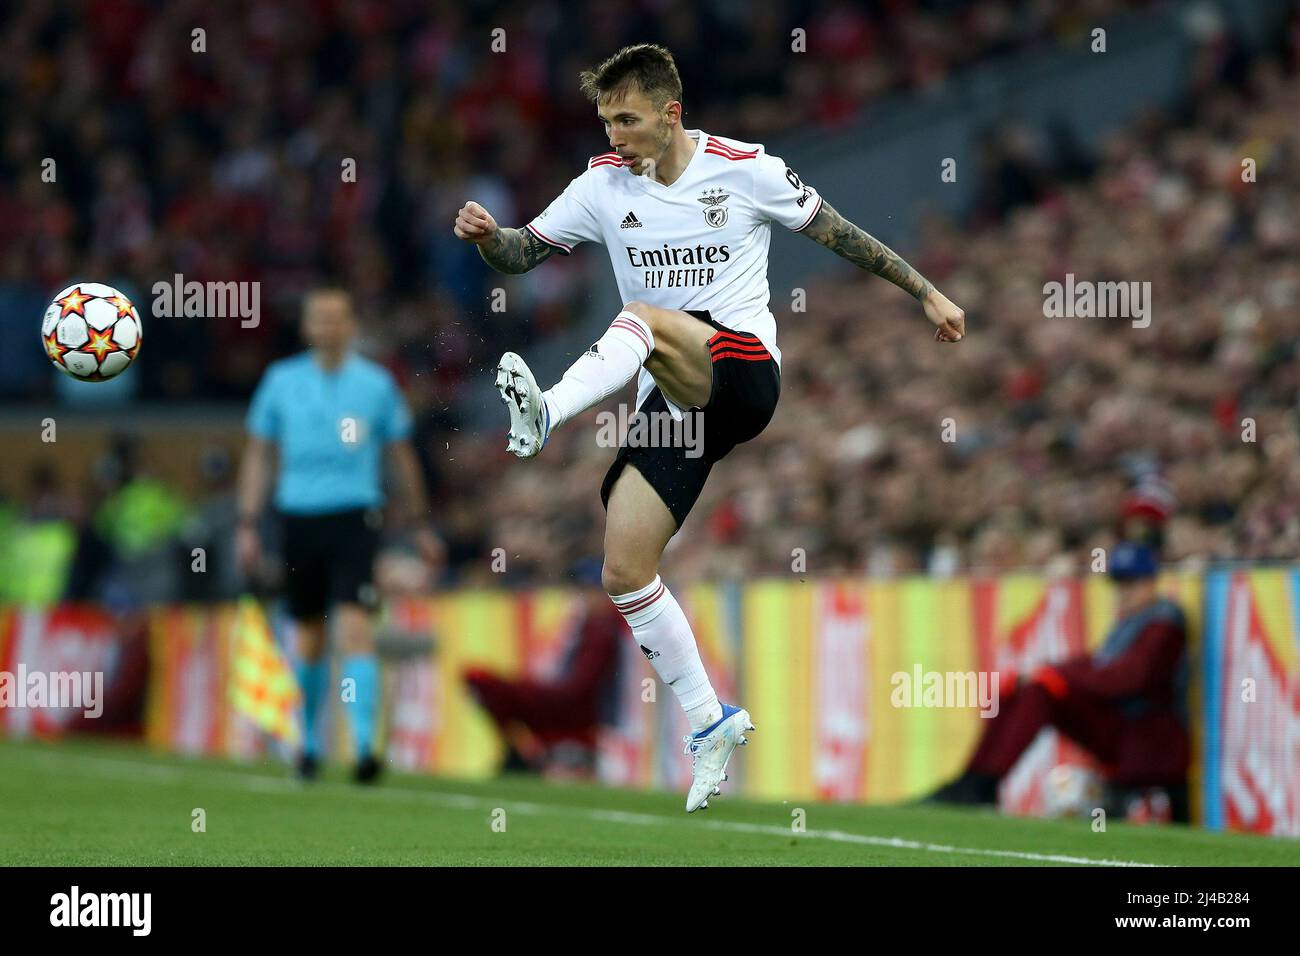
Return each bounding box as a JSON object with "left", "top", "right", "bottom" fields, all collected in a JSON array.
[
  {"left": 635, "top": 129, "right": 706, "bottom": 192},
  {"left": 311, "top": 349, "right": 354, "bottom": 377}
]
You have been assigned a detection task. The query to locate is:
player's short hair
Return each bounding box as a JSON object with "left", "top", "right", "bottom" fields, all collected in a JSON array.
[{"left": 579, "top": 43, "right": 683, "bottom": 112}]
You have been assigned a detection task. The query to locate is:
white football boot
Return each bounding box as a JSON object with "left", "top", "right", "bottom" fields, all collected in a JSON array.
[
  {"left": 684, "top": 703, "right": 755, "bottom": 812},
  {"left": 495, "top": 351, "right": 550, "bottom": 459}
]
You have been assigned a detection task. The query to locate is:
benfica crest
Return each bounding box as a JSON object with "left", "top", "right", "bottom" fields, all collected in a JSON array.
[{"left": 698, "top": 188, "right": 729, "bottom": 228}]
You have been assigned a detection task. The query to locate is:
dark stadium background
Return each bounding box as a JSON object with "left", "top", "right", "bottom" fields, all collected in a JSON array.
[
  {"left": 0, "top": 0, "right": 1295, "bottom": 879},
  {"left": 2, "top": 0, "right": 1296, "bottom": 602}
]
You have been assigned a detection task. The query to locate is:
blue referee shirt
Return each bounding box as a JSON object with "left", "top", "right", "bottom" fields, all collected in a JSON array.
[{"left": 247, "top": 351, "right": 413, "bottom": 516}]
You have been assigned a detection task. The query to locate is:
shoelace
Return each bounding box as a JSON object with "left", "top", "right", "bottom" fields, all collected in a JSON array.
[{"left": 682, "top": 733, "right": 714, "bottom": 767}]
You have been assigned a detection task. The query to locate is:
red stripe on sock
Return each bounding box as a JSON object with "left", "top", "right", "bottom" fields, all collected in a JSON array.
[
  {"left": 711, "top": 350, "right": 772, "bottom": 363},
  {"left": 610, "top": 318, "right": 652, "bottom": 355},
  {"left": 613, "top": 582, "right": 665, "bottom": 616},
  {"left": 614, "top": 583, "right": 664, "bottom": 614},
  {"left": 611, "top": 581, "right": 659, "bottom": 606}
]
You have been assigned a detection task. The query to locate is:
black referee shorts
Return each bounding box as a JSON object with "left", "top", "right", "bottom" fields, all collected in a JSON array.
[
  {"left": 280, "top": 507, "right": 382, "bottom": 620},
  {"left": 599, "top": 310, "right": 780, "bottom": 531}
]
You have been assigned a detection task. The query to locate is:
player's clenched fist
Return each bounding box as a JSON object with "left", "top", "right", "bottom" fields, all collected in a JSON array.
[
  {"left": 923, "top": 289, "right": 966, "bottom": 342},
  {"left": 454, "top": 201, "right": 499, "bottom": 245}
]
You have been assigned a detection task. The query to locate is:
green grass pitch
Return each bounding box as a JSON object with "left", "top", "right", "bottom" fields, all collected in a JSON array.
[{"left": 1, "top": 737, "right": 1295, "bottom": 866}]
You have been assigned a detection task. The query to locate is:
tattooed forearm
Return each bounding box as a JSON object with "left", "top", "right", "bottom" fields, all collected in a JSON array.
[
  {"left": 802, "top": 202, "right": 935, "bottom": 300},
  {"left": 478, "top": 227, "right": 557, "bottom": 275}
]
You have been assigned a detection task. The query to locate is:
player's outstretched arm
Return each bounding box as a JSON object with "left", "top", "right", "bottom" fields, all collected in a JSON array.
[
  {"left": 802, "top": 201, "right": 964, "bottom": 341},
  {"left": 801, "top": 201, "right": 933, "bottom": 297},
  {"left": 453, "top": 201, "right": 555, "bottom": 275}
]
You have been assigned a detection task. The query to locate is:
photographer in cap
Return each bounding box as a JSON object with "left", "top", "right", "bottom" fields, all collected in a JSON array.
[
  {"left": 463, "top": 558, "right": 624, "bottom": 776},
  {"left": 924, "top": 541, "right": 1190, "bottom": 820}
]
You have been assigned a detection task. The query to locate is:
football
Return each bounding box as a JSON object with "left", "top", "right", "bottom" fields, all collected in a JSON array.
[
  {"left": 41, "top": 282, "right": 143, "bottom": 381},
  {"left": 1042, "top": 764, "right": 1103, "bottom": 819}
]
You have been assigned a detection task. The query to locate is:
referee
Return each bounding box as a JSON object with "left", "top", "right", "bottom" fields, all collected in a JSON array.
[{"left": 236, "top": 287, "right": 442, "bottom": 782}]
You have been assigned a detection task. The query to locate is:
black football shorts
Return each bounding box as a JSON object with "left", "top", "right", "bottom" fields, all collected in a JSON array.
[
  {"left": 280, "top": 506, "right": 382, "bottom": 619},
  {"left": 600, "top": 310, "right": 780, "bottom": 530}
]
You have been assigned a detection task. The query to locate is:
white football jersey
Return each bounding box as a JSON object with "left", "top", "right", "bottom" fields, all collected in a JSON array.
[{"left": 525, "top": 129, "right": 822, "bottom": 418}]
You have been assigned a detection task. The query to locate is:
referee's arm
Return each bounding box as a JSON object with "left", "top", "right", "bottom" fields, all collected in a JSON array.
[
  {"left": 235, "top": 436, "right": 276, "bottom": 576},
  {"left": 386, "top": 440, "right": 446, "bottom": 572}
]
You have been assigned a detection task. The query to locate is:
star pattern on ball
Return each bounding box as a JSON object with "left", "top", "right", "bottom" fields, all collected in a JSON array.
[
  {"left": 86, "top": 326, "right": 117, "bottom": 361},
  {"left": 41, "top": 284, "right": 140, "bottom": 382},
  {"left": 43, "top": 332, "right": 67, "bottom": 362},
  {"left": 57, "top": 287, "right": 93, "bottom": 318},
  {"left": 107, "top": 294, "right": 134, "bottom": 318}
]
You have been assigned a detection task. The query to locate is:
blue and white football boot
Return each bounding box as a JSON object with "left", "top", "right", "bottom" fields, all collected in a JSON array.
[
  {"left": 495, "top": 351, "right": 550, "bottom": 459},
  {"left": 684, "top": 703, "right": 755, "bottom": 812}
]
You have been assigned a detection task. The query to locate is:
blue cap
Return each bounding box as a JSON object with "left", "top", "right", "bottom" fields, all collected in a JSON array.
[{"left": 1110, "top": 541, "right": 1157, "bottom": 581}]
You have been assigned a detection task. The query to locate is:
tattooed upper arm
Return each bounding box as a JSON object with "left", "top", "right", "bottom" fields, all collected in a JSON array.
[
  {"left": 801, "top": 201, "right": 934, "bottom": 300},
  {"left": 478, "top": 227, "right": 557, "bottom": 275}
]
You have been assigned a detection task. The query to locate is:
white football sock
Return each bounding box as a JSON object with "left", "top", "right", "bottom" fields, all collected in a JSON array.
[
  {"left": 610, "top": 575, "right": 722, "bottom": 733},
  {"left": 543, "top": 311, "right": 654, "bottom": 430}
]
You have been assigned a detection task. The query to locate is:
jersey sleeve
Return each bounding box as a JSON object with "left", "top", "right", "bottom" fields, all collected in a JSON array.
[
  {"left": 752, "top": 149, "right": 823, "bottom": 233},
  {"left": 525, "top": 172, "right": 602, "bottom": 254},
  {"left": 246, "top": 365, "right": 282, "bottom": 441}
]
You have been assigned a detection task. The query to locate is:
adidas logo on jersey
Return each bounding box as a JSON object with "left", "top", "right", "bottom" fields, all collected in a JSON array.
[{"left": 620, "top": 211, "right": 643, "bottom": 229}]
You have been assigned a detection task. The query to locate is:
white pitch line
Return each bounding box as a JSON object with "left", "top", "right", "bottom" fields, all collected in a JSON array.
[{"left": 11, "top": 748, "right": 1161, "bottom": 867}]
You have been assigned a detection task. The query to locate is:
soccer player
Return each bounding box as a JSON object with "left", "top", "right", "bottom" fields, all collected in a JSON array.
[
  {"left": 454, "top": 44, "right": 965, "bottom": 811},
  {"left": 236, "top": 288, "right": 443, "bottom": 782}
]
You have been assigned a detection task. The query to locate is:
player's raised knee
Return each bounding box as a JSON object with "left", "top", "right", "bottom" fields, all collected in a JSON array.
[
  {"left": 601, "top": 558, "right": 654, "bottom": 598},
  {"left": 621, "top": 300, "right": 659, "bottom": 331}
]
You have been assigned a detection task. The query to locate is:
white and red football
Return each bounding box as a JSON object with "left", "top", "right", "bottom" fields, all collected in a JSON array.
[{"left": 41, "top": 282, "right": 143, "bottom": 382}]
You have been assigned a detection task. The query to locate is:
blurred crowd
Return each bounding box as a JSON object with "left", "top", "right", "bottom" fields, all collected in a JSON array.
[
  {"left": 1, "top": 0, "right": 1158, "bottom": 405},
  {"left": 2, "top": 0, "right": 1298, "bottom": 600},
  {"left": 460, "top": 52, "right": 1300, "bottom": 584}
]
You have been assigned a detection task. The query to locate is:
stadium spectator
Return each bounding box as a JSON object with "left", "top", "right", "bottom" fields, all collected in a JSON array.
[
  {"left": 0, "top": 464, "right": 79, "bottom": 605},
  {"left": 922, "top": 541, "right": 1191, "bottom": 821},
  {"left": 470, "top": 51, "right": 1300, "bottom": 584},
  {"left": 463, "top": 559, "right": 624, "bottom": 776},
  {"left": 60, "top": 437, "right": 192, "bottom": 607},
  {"left": 0, "top": 0, "right": 1167, "bottom": 404},
  {"left": 177, "top": 446, "right": 244, "bottom": 601},
  {"left": 3, "top": 1, "right": 1298, "bottom": 589}
]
